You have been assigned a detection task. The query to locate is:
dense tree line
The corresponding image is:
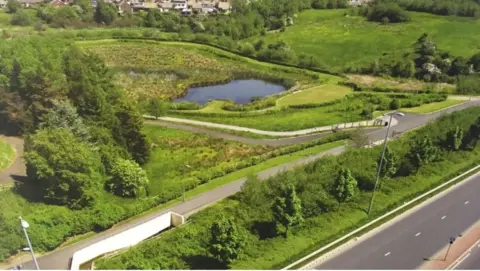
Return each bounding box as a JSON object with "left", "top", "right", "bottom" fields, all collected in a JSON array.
[
  {"left": 390, "top": 0, "right": 480, "bottom": 17},
  {"left": 0, "top": 37, "right": 150, "bottom": 208}
]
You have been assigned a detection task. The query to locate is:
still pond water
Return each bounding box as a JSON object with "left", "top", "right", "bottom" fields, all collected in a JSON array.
[{"left": 174, "top": 79, "right": 286, "bottom": 105}]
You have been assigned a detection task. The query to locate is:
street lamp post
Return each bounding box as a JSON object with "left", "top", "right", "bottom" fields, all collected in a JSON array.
[
  {"left": 444, "top": 237, "right": 456, "bottom": 261},
  {"left": 18, "top": 217, "right": 39, "bottom": 270},
  {"left": 183, "top": 164, "right": 191, "bottom": 202},
  {"left": 367, "top": 112, "right": 402, "bottom": 215}
]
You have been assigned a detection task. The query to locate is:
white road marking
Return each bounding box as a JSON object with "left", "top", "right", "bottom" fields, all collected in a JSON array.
[
  {"left": 415, "top": 232, "right": 421, "bottom": 237},
  {"left": 451, "top": 252, "right": 471, "bottom": 270},
  {"left": 442, "top": 216, "right": 447, "bottom": 220},
  {"left": 465, "top": 201, "right": 470, "bottom": 205},
  {"left": 384, "top": 252, "right": 391, "bottom": 256}
]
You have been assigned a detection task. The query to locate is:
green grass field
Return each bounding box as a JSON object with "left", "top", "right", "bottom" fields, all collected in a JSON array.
[
  {"left": 142, "top": 124, "right": 273, "bottom": 196},
  {"left": 252, "top": 10, "right": 480, "bottom": 71},
  {"left": 0, "top": 140, "right": 15, "bottom": 170},
  {"left": 170, "top": 105, "right": 363, "bottom": 131},
  {"left": 402, "top": 99, "right": 464, "bottom": 114},
  {"left": 277, "top": 84, "right": 351, "bottom": 106}
]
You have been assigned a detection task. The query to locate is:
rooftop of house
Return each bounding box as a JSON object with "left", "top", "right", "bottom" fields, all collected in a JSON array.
[{"left": 217, "top": 1, "right": 230, "bottom": 9}]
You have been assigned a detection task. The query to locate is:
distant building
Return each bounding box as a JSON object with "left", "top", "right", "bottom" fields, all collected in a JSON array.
[
  {"left": 19, "top": 0, "right": 42, "bottom": 7},
  {"left": 217, "top": 0, "right": 230, "bottom": 12},
  {"left": 0, "top": 0, "right": 7, "bottom": 8},
  {"left": 118, "top": 0, "right": 132, "bottom": 13},
  {"left": 348, "top": 0, "right": 372, "bottom": 6},
  {"left": 50, "top": 0, "right": 68, "bottom": 7},
  {"left": 172, "top": 0, "right": 187, "bottom": 10}
]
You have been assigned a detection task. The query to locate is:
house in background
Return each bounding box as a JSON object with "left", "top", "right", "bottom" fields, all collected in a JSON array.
[
  {"left": 0, "top": 0, "right": 7, "bottom": 8},
  {"left": 118, "top": 0, "right": 132, "bottom": 13},
  {"left": 19, "top": 0, "right": 42, "bottom": 7},
  {"left": 50, "top": 0, "right": 68, "bottom": 7},
  {"left": 172, "top": 0, "right": 187, "bottom": 10},
  {"left": 348, "top": 0, "right": 372, "bottom": 6},
  {"left": 217, "top": 0, "right": 230, "bottom": 12}
]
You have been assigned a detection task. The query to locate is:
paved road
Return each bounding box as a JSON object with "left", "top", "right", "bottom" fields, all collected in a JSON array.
[
  {"left": 314, "top": 173, "right": 480, "bottom": 270},
  {"left": 452, "top": 238, "right": 480, "bottom": 269},
  {"left": 13, "top": 101, "right": 480, "bottom": 270}
]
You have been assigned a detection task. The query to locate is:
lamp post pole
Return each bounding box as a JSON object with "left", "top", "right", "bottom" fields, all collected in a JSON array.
[
  {"left": 18, "top": 217, "right": 39, "bottom": 270},
  {"left": 367, "top": 113, "right": 395, "bottom": 215},
  {"left": 183, "top": 164, "right": 191, "bottom": 202}
]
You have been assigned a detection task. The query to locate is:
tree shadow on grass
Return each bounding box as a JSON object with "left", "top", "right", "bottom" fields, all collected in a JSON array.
[
  {"left": 183, "top": 255, "right": 227, "bottom": 270},
  {"left": 252, "top": 220, "right": 277, "bottom": 240},
  {"left": 12, "top": 177, "right": 44, "bottom": 203}
]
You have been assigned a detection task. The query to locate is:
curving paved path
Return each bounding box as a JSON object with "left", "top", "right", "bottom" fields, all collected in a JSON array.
[
  {"left": 145, "top": 120, "right": 380, "bottom": 147},
  {"left": 8, "top": 100, "right": 480, "bottom": 270},
  {"left": 147, "top": 115, "right": 396, "bottom": 137},
  {"left": 0, "top": 135, "right": 25, "bottom": 184}
]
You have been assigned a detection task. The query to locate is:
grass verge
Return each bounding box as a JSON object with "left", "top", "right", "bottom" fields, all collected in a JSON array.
[
  {"left": 0, "top": 139, "right": 15, "bottom": 170},
  {"left": 402, "top": 99, "right": 465, "bottom": 114}
]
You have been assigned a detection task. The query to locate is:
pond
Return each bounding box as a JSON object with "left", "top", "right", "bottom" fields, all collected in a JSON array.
[{"left": 174, "top": 79, "right": 286, "bottom": 105}]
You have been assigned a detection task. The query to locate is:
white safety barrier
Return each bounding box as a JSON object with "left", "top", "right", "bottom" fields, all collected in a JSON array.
[{"left": 70, "top": 212, "right": 184, "bottom": 270}]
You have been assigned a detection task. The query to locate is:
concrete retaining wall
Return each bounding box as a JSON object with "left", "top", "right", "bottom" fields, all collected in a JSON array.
[{"left": 70, "top": 212, "right": 184, "bottom": 270}]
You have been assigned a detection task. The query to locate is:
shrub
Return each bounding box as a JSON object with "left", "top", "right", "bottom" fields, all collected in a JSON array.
[{"left": 106, "top": 158, "right": 149, "bottom": 198}]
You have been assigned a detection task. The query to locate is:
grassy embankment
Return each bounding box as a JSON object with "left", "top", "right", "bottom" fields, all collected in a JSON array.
[
  {"left": 252, "top": 9, "right": 480, "bottom": 72},
  {"left": 96, "top": 107, "right": 480, "bottom": 270}
]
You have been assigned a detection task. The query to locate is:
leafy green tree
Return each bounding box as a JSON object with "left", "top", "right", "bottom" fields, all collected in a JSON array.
[
  {"left": 445, "top": 126, "right": 464, "bottom": 151},
  {"left": 39, "top": 100, "right": 90, "bottom": 142},
  {"left": 462, "top": 118, "right": 480, "bottom": 150},
  {"left": 114, "top": 102, "right": 151, "bottom": 165},
  {"left": 24, "top": 128, "right": 103, "bottom": 209},
  {"left": 209, "top": 216, "right": 245, "bottom": 265},
  {"left": 63, "top": 47, "right": 150, "bottom": 165},
  {"left": 11, "top": 10, "right": 33, "bottom": 26},
  {"left": 407, "top": 136, "right": 439, "bottom": 169},
  {"left": 144, "top": 8, "right": 158, "bottom": 28},
  {"left": 378, "top": 146, "right": 397, "bottom": 178},
  {"left": 6, "top": 0, "right": 21, "bottom": 13},
  {"left": 272, "top": 183, "right": 303, "bottom": 237},
  {"left": 389, "top": 99, "right": 401, "bottom": 110},
  {"left": 332, "top": 168, "right": 357, "bottom": 206},
  {"left": 94, "top": 0, "right": 117, "bottom": 25},
  {"left": 73, "top": 0, "right": 92, "bottom": 14},
  {"left": 449, "top": 57, "right": 470, "bottom": 76},
  {"left": 469, "top": 52, "right": 480, "bottom": 72},
  {"left": 143, "top": 98, "right": 169, "bottom": 119},
  {"left": 51, "top": 6, "right": 81, "bottom": 27},
  {"left": 106, "top": 158, "right": 149, "bottom": 198},
  {"left": 239, "top": 42, "right": 255, "bottom": 56}
]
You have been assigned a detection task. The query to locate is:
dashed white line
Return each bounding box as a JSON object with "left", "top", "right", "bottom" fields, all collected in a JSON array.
[
  {"left": 384, "top": 252, "right": 391, "bottom": 256},
  {"left": 442, "top": 216, "right": 447, "bottom": 220},
  {"left": 415, "top": 232, "right": 421, "bottom": 237},
  {"left": 465, "top": 201, "right": 470, "bottom": 205}
]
